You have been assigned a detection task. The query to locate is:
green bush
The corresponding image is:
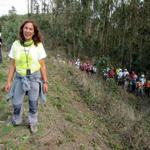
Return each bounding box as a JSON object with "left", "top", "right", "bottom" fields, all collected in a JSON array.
[{"left": 1, "top": 15, "right": 27, "bottom": 50}]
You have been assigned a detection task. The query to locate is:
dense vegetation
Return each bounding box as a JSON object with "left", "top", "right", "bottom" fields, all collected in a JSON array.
[
  {"left": 0, "top": 0, "right": 150, "bottom": 76},
  {"left": 0, "top": 50, "right": 150, "bottom": 150}
]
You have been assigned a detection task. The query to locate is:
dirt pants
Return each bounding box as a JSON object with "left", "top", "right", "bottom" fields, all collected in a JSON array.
[{"left": 12, "top": 81, "right": 39, "bottom": 126}]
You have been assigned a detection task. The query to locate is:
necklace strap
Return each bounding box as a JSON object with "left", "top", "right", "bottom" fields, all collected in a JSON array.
[{"left": 24, "top": 40, "right": 33, "bottom": 47}]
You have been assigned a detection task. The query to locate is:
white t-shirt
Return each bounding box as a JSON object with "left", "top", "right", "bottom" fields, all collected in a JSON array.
[
  {"left": 8, "top": 40, "right": 47, "bottom": 75},
  {"left": 9, "top": 42, "right": 47, "bottom": 60}
]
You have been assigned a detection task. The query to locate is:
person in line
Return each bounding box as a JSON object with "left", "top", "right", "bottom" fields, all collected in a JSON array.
[
  {"left": 109, "top": 68, "right": 114, "bottom": 79},
  {"left": 129, "top": 71, "right": 138, "bottom": 92},
  {"left": 0, "top": 32, "right": 2, "bottom": 63},
  {"left": 146, "top": 77, "right": 150, "bottom": 97},
  {"left": 75, "top": 58, "right": 80, "bottom": 69},
  {"left": 5, "top": 20, "right": 48, "bottom": 134},
  {"left": 136, "top": 74, "right": 146, "bottom": 96},
  {"left": 123, "top": 69, "right": 129, "bottom": 78},
  {"left": 117, "top": 69, "right": 123, "bottom": 85}
]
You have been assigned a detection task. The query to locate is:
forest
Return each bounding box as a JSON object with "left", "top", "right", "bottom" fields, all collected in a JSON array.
[{"left": 0, "top": 0, "right": 150, "bottom": 76}]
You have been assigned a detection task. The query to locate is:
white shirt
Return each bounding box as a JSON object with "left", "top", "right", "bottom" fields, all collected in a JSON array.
[{"left": 9, "top": 42, "right": 47, "bottom": 60}]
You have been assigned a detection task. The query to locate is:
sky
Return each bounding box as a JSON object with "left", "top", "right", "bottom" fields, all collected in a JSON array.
[
  {"left": 0, "top": 0, "right": 144, "bottom": 16},
  {"left": 0, "top": 0, "right": 28, "bottom": 16}
]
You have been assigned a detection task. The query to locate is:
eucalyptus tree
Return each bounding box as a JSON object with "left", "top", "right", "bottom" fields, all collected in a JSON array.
[{"left": 30, "top": 0, "right": 149, "bottom": 74}]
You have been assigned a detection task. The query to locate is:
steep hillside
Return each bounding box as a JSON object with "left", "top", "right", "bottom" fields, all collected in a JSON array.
[{"left": 0, "top": 51, "right": 150, "bottom": 150}]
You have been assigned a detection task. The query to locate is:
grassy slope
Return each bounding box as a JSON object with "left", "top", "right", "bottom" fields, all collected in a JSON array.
[{"left": 0, "top": 51, "right": 150, "bottom": 150}]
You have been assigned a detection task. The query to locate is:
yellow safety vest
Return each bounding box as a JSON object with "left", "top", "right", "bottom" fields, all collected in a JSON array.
[
  {"left": 116, "top": 69, "right": 119, "bottom": 75},
  {"left": 13, "top": 40, "right": 41, "bottom": 76}
]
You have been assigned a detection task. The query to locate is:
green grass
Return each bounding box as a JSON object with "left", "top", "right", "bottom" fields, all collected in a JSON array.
[{"left": 0, "top": 51, "right": 150, "bottom": 150}]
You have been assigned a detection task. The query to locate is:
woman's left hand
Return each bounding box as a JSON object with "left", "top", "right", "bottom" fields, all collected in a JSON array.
[
  {"left": 39, "top": 59, "right": 48, "bottom": 93},
  {"left": 43, "top": 82, "right": 48, "bottom": 93}
]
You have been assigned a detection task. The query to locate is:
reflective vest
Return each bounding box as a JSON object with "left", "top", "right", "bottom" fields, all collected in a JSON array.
[
  {"left": 116, "top": 69, "right": 119, "bottom": 75},
  {"left": 13, "top": 40, "right": 41, "bottom": 76}
]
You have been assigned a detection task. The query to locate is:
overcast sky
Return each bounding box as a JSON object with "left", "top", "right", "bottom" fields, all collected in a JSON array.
[{"left": 0, "top": 0, "right": 28, "bottom": 16}]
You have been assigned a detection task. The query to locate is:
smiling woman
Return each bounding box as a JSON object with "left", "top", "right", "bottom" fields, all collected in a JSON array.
[
  {"left": 23, "top": 23, "right": 35, "bottom": 41},
  {"left": 5, "top": 20, "right": 48, "bottom": 134}
]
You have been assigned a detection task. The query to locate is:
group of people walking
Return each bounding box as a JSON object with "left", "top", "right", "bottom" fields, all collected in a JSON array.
[
  {"left": 74, "top": 58, "right": 97, "bottom": 75},
  {"left": 69, "top": 58, "right": 150, "bottom": 99},
  {"left": 103, "top": 67, "right": 150, "bottom": 98}
]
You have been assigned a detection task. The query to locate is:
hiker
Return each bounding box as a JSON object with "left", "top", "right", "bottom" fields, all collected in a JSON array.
[
  {"left": 123, "top": 69, "right": 129, "bottom": 78},
  {"left": 0, "top": 32, "right": 2, "bottom": 63},
  {"left": 86, "top": 61, "right": 90, "bottom": 75},
  {"left": 80, "top": 63, "right": 84, "bottom": 71},
  {"left": 109, "top": 68, "right": 115, "bottom": 79},
  {"left": 136, "top": 74, "right": 146, "bottom": 97},
  {"left": 124, "top": 74, "right": 130, "bottom": 91},
  {"left": 5, "top": 20, "right": 48, "bottom": 134},
  {"left": 129, "top": 71, "right": 138, "bottom": 92},
  {"left": 92, "top": 64, "right": 97, "bottom": 75},
  {"left": 75, "top": 58, "right": 80, "bottom": 69},
  {"left": 68, "top": 59, "right": 73, "bottom": 65},
  {"left": 117, "top": 69, "right": 123, "bottom": 85},
  {"left": 115, "top": 67, "right": 120, "bottom": 81},
  {"left": 103, "top": 68, "right": 108, "bottom": 80},
  {"left": 82, "top": 63, "right": 86, "bottom": 71},
  {"left": 145, "top": 78, "right": 150, "bottom": 97}
]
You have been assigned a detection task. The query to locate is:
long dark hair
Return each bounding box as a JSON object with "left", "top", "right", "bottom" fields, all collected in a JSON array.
[{"left": 18, "top": 20, "right": 42, "bottom": 46}]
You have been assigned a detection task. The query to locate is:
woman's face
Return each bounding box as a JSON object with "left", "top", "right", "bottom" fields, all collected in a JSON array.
[{"left": 23, "top": 22, "right": 34, "bottom": 41}]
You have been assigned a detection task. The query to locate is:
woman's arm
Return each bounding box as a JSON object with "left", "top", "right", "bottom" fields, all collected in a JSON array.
[
  {"left": 5, "top": 59, "right": 16, "bottom": 93},
  {"left": 39, "top": 59, "right": 48, "bottom": 93}
]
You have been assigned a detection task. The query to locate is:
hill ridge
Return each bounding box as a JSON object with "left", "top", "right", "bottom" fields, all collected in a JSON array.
[{"left": 0, "top": 51, "right": 150, "bottom": 150}]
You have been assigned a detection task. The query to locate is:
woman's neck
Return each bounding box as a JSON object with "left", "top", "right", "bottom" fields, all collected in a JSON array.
[{"left": 24, "top": 40, "right": 33, "bottom": 47}]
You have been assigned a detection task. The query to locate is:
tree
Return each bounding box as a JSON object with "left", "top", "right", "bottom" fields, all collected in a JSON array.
[{"left": 8, "top": 6, "right": 17, "bottom": 15}]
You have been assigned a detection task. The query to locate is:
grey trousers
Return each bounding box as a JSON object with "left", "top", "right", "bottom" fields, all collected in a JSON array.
[{"left": 12, "top": 81, "right": 39, "bottom": 126}]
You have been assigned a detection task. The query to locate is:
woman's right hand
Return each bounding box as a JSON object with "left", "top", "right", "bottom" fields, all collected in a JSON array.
[
  {"left": 5, "top": 82, "right": 11, "bottom": 93},
  {"left": 5, "top": 59, "right": 16, "bottom": 93}
]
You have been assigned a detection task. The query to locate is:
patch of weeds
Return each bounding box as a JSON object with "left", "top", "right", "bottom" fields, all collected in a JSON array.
[
  {"left": 0, "top": 63, "right": 8, "bottom": 68},
  {"left": 50, "top": 98, "right": 62, "bottom": 110},
  {"left": 83, "top": 127, "right": 89, "bottom": 134},
  {"left": 0, "top": 90, "right": 6, "bottom": 97},
  {"left": 16, "top": 136, "right": 32, "bottom": 150},
  {"left": 80, "top": 143, "right": 86, "bottom": 150},
  {"left": 63, "top": 129, "right": 76, "bottom": 142},
  {"left": 48, "top": 64, "right": 56, "bottom": 69},
  {"left": 90, "top": 140, "right": 99, "bottom": 150},
  {"left": 44, "top": 111, "right": 52, "bottom": 118},
  {"left": 74, "top": 95, "right": 81, "bottom": 102},
  {"left": 64, "top": 114, "right": 74, "bottom": 123},
  {"left": 0, "top": 111, "right": 12, "bottom": 121},
  {"left": 4, "top": 141, "right": 15, "bottom": 150},
  {"left": 81, "top": 126, "right": 90, "bottom": 135},
  {"left": 0, "top": 70, "right": 7, "bottom": 79},
  {"left": 27, "top": 147, "right": 36, "bottom": 150},
  {"left": 37, "top": 124, "right": 46, "bottom": 135},
  {"left": 105, "top": 139, "right": 124, "bottom": 150},
  {"left": 0, "top": 103, "right": 12, "bottom": 121},
  {"left": 1, "top": 124, "right": 14, "bottom": 136},
  {"left": 93, "top": 143, "right": 99, "bottom": 149},
  {"left": 0, "top": 104, "right": 6, "bottom": 112}
]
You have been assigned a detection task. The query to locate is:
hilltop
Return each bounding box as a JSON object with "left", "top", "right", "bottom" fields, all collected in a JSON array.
[{"left": 0, "top": 50, "right": 150, "bottom": 150}]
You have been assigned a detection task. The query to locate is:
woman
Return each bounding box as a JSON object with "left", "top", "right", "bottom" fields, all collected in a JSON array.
[{"left": 5, "top": 20, "right": 48, "bottom": 134}]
